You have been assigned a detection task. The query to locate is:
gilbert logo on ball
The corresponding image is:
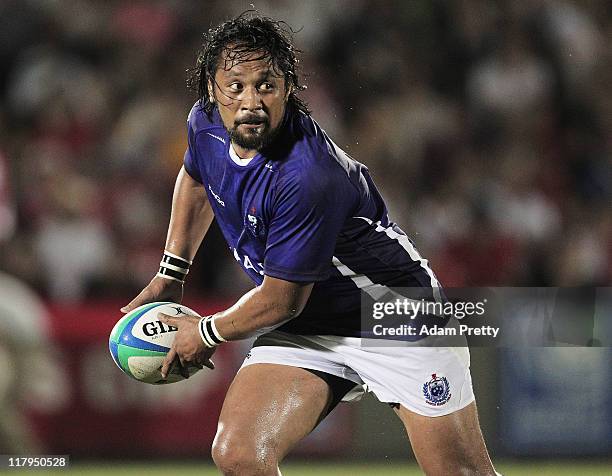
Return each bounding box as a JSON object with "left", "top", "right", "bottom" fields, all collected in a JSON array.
[{"left": 109, "top": 302, "right": 200, "bottom": 384}]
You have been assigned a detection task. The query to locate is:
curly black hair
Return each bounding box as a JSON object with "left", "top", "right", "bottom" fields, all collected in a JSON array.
[{"left": 187, "top": 11, "right": 309, "bottom": 116}]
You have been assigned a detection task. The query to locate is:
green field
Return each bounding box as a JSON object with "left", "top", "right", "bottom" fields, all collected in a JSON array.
[{"left": 2, "top": 461, "right": 611, "bottom": 476}]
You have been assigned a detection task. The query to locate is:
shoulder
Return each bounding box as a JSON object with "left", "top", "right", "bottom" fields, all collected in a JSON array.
[
  {"left": 294, "top": 110, "right": 322, "bottom": 140},
  {"left": 277, "top": 112, "right": 332, "bottom": 174},
  {"left": 290, "top": 111, "right": 326, "bottom": 154},
  {"left": 278, "top": 112, "right": 362, "bottom": 189},
  {"left": 272, "top": 121, "right": 356, "bottom": 208}
]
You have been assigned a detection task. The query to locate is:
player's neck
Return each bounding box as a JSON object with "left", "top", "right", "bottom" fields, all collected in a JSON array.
[
  {"left": 231, "top": 142, "right": 258, "bottom": 160},
  {"left": 229, "top": 143, "right": 255, "bottom": 166}
]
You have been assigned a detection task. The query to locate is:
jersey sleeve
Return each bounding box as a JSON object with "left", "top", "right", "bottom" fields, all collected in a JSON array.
[
  {"left": 183, "top": 104, "right": 204, "bottom": 184},
  {"left": 264, "top": 172, "right": 352, "bottom": 282}
]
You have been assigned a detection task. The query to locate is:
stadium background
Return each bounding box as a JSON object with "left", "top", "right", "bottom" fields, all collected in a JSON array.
[{"left": 0, "top": 0, "right": 610, "bottom": 474}]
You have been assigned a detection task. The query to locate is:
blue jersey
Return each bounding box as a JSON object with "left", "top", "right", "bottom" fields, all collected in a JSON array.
[{"left": 184, "top": 102, "right": 442, "bottom": 336}]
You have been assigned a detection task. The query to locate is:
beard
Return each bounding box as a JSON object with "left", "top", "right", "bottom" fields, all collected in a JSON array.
[{"left": 228, "top": 117, "right": 277, "bottom": 151}]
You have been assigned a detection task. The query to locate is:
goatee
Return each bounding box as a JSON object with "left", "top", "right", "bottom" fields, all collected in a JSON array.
[{"left": 229, "top": 119, "right": 277, "bottom": 151}]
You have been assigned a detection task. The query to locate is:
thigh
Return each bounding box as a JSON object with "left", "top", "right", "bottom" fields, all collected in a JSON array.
[
  {"left": 214, "top": 363, "right": 333, "bottom": 461},
  {"left": 395, "top": 401, "right": 496, "bottom": 476}
]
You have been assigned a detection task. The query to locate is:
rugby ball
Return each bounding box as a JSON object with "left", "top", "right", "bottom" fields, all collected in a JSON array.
[{"left": 109, "top": 301, "right": 201, "bottom": 384}]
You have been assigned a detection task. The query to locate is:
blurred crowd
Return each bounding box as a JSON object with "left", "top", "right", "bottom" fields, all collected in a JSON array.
[{"left": 0, "top": 0, "right": 610, "bottom": 302}]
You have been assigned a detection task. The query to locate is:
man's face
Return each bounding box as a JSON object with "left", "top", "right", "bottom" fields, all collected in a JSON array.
[{"left": 211, "top": 49, "right": 288, "bottom": 156}]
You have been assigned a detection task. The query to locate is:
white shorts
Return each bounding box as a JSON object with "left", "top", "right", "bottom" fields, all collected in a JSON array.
[{"left": 240, "top": 331, "right": 475, "bottom": 417}]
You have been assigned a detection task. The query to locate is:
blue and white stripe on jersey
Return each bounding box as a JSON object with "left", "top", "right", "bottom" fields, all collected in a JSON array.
[{"left": 351, "top": 216, "right": 442, "bottom": 302}]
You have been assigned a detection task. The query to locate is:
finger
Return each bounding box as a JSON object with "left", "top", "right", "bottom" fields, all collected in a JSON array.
[
  {"left": 161, "top": 348, "right": 177, "bottom": 379},
  {"left": 158, "top": 313, "right": 179, "bottom": 326},
  {"left": 120, "top": 291, "right": 148, "bottom": 313},
  {"left": 120, "top": 300, "right": 138, "bottom": 314}
]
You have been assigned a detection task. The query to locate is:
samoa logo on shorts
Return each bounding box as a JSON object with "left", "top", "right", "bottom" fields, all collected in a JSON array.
[{"left": 423, "top": 373, "right": 451, "bottom": 406}]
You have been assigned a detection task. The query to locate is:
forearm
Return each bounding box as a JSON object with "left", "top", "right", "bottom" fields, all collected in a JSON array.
[
  {"left": 165, "top": 166, "right": 214, "bottom": 261},
  {"left": 212, "top": 278, "right": 313, "bottom": 341}
]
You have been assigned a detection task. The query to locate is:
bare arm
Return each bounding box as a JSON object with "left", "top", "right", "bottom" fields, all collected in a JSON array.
[
  {"left": 213, "top": 276, "right": 314, "bottom": 340},
  {"left": 158, "top": 275, "right": 313, "bottom": 377},
  {"left": 165, "top": 165, "right": 214, "bottom": 261},
  {"left": 121, "top": 166, "right": 213, "bottom": 312}
]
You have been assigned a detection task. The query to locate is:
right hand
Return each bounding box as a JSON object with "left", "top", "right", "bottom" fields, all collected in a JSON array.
[{"left": 120, "top": 276, "right": 184, "bottom": 314}]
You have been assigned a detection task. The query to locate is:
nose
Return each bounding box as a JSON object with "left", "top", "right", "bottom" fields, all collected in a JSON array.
[{"left": 239, "top": 86, "right": 262, "bottom": 111}]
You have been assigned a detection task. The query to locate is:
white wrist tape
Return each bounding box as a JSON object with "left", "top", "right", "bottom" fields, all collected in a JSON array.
[{"left": 198, "top": 316, "right": 227, "bottom": 348}]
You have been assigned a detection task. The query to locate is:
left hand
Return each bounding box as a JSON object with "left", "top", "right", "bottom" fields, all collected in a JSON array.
[{"left": 158, "top": 312, "right": 217, "bottom": 379}]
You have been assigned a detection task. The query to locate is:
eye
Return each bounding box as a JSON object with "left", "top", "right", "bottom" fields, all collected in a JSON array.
[
  {"left": 228, "top": 82, "right": 243, "bottom": 92},
  {"left": 259, "top": 82, "right": 275, "bottom": 91}
]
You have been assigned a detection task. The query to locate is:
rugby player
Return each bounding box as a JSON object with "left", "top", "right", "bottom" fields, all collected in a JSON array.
[{"left": 122, "top": 13, "right": 499, "bottom": 476}]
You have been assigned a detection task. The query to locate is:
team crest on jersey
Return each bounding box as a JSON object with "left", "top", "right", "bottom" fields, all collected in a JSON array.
[
  {"left": 245, "top": 207, "right": 266, "bottom": 238},
  {"left": 423, "top": 373, "right": 451, "bottom": 406}
]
